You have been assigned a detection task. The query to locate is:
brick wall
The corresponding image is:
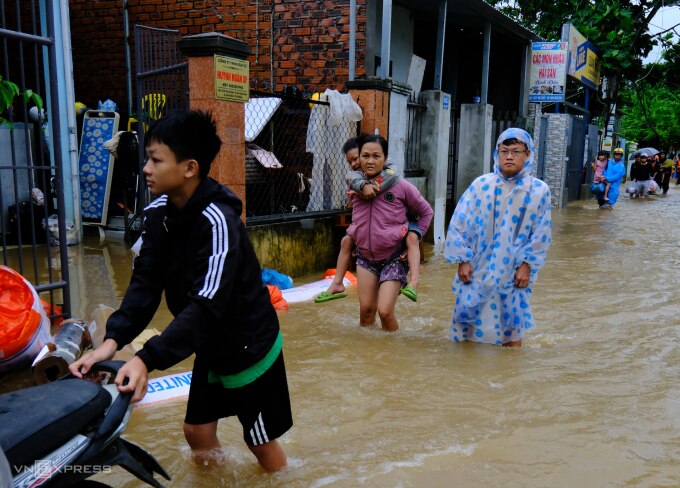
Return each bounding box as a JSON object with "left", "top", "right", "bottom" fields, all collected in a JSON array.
[
  {"left": 272, "top": 1, "right": 366, "bottom": 90},
  {"left": 68, "top": 0, "right": 367, "bottom": 118}
]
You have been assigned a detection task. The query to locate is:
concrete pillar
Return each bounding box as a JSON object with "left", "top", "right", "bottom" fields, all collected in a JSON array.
[
  {"left": 178, "top": 33, "right": 250, "bottom": 219},
  {"left": 418, "top": 90, "right": 451, "bottom": 252},
  {"left": 455, "top": 103, "right": 493, "bottom": 202},
  {"left": 534, "top": 112, "right": 569, "bottom": 208},
  {"left": 347, "top": 79, "right": 391, "bottom": 140}
]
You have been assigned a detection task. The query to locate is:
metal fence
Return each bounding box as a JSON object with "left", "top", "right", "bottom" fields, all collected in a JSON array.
[
  {"left": 246, "top": 90, "right": 358, "bottom": 223},
  {"left": 405, "top": 92, "right": 427, "bottom": 175},
  {"left": 0, "top": 0, "right": 71, "bottom": 320},
  {"left": 134, "top": 25, "right": 189, "bottom": 212},
  {"left": 489, "top": 109, "right": 519, "bottom": 171},
  {"left": 447, "top": 107, "right": 460, "bottom": 213}
]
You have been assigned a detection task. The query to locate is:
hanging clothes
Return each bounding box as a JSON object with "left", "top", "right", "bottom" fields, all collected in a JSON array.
[{"left": 305, "top": 89, "right": 362, "bottom": 212}]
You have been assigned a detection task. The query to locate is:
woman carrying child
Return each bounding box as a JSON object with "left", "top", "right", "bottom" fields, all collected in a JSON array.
[
  {"left": 591, "top": 150, "right": 611, "bottom": 206},
  {"left": 317, "top": 137, "right": 423, "bottom": 303},
  {"left": 346, "top": 134, "right": 433, "bottom": 331}
]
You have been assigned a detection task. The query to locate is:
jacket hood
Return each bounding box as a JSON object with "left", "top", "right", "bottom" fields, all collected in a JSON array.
[{"left": 184, "top": 177, "right": 243, "bottom": 217}]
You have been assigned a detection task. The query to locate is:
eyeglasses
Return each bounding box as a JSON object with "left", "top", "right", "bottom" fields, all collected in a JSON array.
[{"left": 498, "top": 149, "right": 526, "bottom": 158}]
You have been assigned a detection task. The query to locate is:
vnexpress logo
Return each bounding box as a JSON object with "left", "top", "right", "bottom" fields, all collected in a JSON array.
[
  {"left": 15, "top": 460, "right": 112, "bottom": 476},
  {"left": 32, "top": 459, "right": 52, "bottom": 478}
]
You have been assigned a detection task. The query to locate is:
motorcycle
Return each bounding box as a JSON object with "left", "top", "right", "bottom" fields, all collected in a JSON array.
[{"left": 0, "top": 361, "right": 170, "bottom": 487}]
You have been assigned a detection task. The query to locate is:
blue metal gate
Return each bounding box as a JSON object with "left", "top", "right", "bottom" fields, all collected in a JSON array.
[{"left": 0, "top": 0, "right": 71, "bottom": 319}]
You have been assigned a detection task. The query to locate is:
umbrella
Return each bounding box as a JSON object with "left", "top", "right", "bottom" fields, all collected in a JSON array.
[{"left": 632, "top": 147, "right": 659, "bottom": 158}]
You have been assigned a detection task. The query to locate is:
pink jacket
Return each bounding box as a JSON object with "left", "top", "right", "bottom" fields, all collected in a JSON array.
[{"left": 347, "top": 179, "right": 433, "bottom": 262}]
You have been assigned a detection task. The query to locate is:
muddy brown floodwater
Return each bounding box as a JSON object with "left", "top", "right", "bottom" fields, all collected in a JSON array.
[{"left": 3, "top": 184, "right": 680, "bottom": 487}]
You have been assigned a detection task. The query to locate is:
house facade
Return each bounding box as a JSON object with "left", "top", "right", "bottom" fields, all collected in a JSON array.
[{"left": 66, "top": 0, "right": 546, "bottom": 275}]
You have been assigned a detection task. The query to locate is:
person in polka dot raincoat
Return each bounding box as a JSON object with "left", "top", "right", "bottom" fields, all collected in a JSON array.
[{"left": 444, "top": 128, "right": 552, "bottom": 347}]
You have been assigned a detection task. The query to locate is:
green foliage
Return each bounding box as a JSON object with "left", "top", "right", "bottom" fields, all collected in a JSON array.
[
  {"left": 485, "top": 0, "right": 669, "bottom": 83},
  {"left": 661, "top": 42, "right": 680, "bottom": 82},
  {"left": 486, "top": 0, "right": 679, "bottom": 148},
  {"left": 0, "top": 75, "right": 44, "bottom": 127},
  {"left": 618, "top": 53, "right": 680, "bottom": 149}
]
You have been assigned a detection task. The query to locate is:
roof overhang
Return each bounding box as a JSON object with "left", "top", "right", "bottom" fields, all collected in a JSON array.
[{"left": 394, "top": 0, "right": 542, "bottom": 42}]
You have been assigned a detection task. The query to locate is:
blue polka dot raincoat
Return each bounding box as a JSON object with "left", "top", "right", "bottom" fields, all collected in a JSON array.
[{"left": 444, "top": 128, "right": 552, "bottom": 344}]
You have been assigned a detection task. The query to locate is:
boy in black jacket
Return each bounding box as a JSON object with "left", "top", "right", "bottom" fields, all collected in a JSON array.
[{"left": 70, "top": 111, "right": 292, "bottom": 471}]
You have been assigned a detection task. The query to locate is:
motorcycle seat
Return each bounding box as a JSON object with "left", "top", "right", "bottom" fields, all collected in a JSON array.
[{"left": 0, "top": 378, "right": 112, "bottom": 472}]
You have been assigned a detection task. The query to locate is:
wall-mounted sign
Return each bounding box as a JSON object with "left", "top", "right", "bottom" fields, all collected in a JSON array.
[
  {"left": 214, "top": 55, "right": 250, "bottom": 102},
  {"left": 529, "top": 42, "right": 568, "bottom": 102},
  {"left": 561, "top": 24, "right": 601, "bottom": 89},
  {"left": 443, "top": 94, "right": 450, "bottom": 110}
]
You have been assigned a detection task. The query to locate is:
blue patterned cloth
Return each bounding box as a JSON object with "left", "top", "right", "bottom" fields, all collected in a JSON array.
[
  {"left": 79, "top": 116, "right": 116, "bottom": 221},
  {"left": 444, "top": 128, "right": 552, "bottom": 344}
]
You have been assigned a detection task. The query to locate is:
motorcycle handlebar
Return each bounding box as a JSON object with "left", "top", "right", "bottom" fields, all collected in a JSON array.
[{"left": 71, "top": 361, "right": 134, "bottom": 466}]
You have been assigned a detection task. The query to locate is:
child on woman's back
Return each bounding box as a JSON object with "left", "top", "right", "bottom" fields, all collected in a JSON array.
[
  {"left": 316, "top": 138, "right": 423, "bottom": 303},
  {"left": 347, "top": 134, "right": 432, "bottom": 331},
  {"left": 592, "top": 150, "right": 611, "bottom": 201}
]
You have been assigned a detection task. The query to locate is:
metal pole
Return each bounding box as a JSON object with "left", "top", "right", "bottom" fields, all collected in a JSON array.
[
  {"left": 349, "top": 0, "right": 356, "bottom": 81},
  {"left": 124, "top": 0, "right": 133, "bottom": 117},
  {"left": 45, "top": 0, "right": 71, "bottom": 317},
  {"left": 481, "top": 22, "right": 491, "bottom": 104},
  {"left": 379, "top": 0, "right": 392, "bottom": 79},
  {"left": 518, "top": 43, "right": 529, "bottom": 117},
  {"left": 433, "top": 0, "right": 446, "bottom": 90}
]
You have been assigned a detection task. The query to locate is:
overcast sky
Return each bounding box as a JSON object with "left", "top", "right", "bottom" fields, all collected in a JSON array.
[{"left": 644, "top": 5, "right": 680, "bottom": 64}]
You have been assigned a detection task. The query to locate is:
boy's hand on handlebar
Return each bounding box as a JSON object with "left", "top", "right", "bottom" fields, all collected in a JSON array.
[
  {"left": 115, "top": 356, "right": 149, "bottom": 404},
  {"left": 69, "top": 339, "right": 118, "bottom": 378}
]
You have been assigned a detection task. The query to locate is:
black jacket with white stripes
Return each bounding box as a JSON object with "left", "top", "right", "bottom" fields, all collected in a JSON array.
[{"left": 104, "top": 177, "right": 280, "bottom": 374}]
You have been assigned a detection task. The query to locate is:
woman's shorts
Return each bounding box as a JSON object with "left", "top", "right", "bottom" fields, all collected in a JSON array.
[
  {"left": 356, "top": 247, "right": 408, "bottom": 287},
  {"left": 185, "top": 352, "right": 293, "bottom": 446}
]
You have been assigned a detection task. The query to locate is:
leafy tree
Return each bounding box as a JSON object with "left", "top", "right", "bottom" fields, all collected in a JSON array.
[
  {"left": 485, "top": 0, "right": 678, "bottom": 140},
  {"left": 660, "top": 41, "right": 680, "bottom": 86},
  {"left": 486, "top": 0, "right": 672, "bottom": 78},
  {"left": 619, "top": 83, "right": 680, "bottom": 148},
  {"left": 617, "top": 50, "right": 680, "bottom": 149}
]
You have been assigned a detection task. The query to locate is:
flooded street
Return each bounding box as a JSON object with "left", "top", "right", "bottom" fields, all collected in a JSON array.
[{"left": 5, "top": 184, "right": 680, "bottom": 487}]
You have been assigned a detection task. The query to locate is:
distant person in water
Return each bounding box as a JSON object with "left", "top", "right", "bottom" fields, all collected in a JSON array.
[{"left": 598, "top": 148, "right": 626, "bottom": 209}]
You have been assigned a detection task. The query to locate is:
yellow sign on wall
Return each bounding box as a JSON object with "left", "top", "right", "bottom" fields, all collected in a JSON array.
[
  {"left": 583, "top": 48, "right": 601, "bottom": 88},
  {"left": 563, "top": 24, "right": 600, "bottom": 90},
  {"left": 214, "top": 55, "right": 250, "bottom": 102}
]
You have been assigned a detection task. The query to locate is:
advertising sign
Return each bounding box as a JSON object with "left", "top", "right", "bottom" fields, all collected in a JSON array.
[
  {"left": 214, "top": 55, "right": 250, "bottom": 102},
  {"left": 562, "top": 24, "right": 601, "bottom": 89},
  {"left": 529, "top": 42, "right": 568, "bottom": 102}
]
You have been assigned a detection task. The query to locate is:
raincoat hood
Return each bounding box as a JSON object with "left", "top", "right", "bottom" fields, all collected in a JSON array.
[{"left": 493, "top": 128, "right": 535, "bottom": 182}]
